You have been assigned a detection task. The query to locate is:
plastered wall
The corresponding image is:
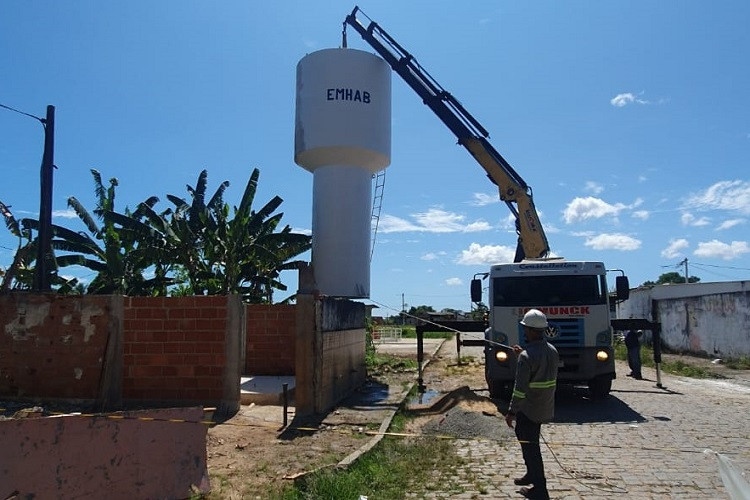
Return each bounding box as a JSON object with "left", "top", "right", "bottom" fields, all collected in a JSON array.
[{"left": 618, "top": 282, "right": 750, "bottom": 358}]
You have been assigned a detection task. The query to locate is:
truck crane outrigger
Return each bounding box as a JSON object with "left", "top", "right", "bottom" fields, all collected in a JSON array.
[
  {"left": 345, "top": 7, "right": 630, "bottom": 399},
  {"left": 344, "top": 6, "right": 549, "bottom": 262}
]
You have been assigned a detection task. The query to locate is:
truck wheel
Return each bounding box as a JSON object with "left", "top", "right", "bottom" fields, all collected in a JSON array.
[
  {"left": 488, "top": 380, "right": 512, "bottom": 400},
  {"left": 588, "top": 376, "right": 612, "bottom": 399}
]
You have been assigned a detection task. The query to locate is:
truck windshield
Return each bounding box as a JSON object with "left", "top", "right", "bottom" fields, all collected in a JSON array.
[{"left": 492, "top": 275, "right": 607, "bottom": 307}]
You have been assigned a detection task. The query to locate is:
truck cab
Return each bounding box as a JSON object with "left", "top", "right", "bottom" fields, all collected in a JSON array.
[{"left": 473, "top": 260, "right": 628, "bottom": 399}]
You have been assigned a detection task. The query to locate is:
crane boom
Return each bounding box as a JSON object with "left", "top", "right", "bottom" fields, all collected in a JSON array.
[{"left": 344, "top": 6, "right": 550, "bottom": 261}]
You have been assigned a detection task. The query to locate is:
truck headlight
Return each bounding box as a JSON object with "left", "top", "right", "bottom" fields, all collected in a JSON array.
[
  {"left": 495, "top": 350, "right": 509, "bottom": 363},
  {"left": 596, "top": 350, "right": 609, "bottom": 362}
]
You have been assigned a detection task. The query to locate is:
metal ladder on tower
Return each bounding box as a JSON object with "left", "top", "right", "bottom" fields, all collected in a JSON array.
[{"left": 370, "top": 169, "right": 386, "bottom": 261}]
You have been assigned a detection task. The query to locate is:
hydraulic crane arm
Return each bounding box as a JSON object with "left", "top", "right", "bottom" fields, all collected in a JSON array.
[{"left": 344, "top": 6, "right": 550, "bottom": 262}]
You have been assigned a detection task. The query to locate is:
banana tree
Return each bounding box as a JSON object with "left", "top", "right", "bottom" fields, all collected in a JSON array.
[
  {"left": 169, "top": 168, "right": 311, "bottom": 302},
  {"left": 59, "top": 169, "right": 174, "bottom": 295},
  {"left": 0, "top": 200, "right": 35, "bottom": 290}
]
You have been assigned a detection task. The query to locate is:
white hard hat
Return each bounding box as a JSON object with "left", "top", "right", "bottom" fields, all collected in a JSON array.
[{"left": 520, "top": 309, "right": 548, "bottom": 329}]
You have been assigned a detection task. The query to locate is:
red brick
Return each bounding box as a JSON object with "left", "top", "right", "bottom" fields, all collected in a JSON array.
[
  {"left": 163, "top": 343, "right": 179, "bottom": 354},
  {"left": 167, "top": 331, "right": 186, "bottom": 342},
  {"left": 178, "top": 343, "right": 196, "bottom": 354},
  {"left": 168, "top": 308, "right": 185, "bottom": 319}
]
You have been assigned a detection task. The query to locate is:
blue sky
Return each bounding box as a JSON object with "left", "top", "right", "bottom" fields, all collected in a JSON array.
[{"left": 2, "top": 1, "right": 749, "bottom": 314}]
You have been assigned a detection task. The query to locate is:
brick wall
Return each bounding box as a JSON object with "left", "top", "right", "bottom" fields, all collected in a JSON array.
[
  {"left": 122, "top": 296, "right": 232, "bottom": 403},
  {"left": 245, "top": 304, "right": 296, "bottom": 375},
  {"left": 0, "top": 294, "right": 113, "bottom": 400}
]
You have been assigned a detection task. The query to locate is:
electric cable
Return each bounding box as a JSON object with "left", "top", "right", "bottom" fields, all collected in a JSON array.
[
  {"left": 368, "top": 297, "right": 511, "bottom": 349},
  {"left": 0, "top": 103, "right": 44, "bottom": 123}
]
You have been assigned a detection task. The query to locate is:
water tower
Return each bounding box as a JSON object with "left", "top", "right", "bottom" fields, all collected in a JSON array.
[{"left": 295, "top": 48, "right": 391, "bottom": 298}]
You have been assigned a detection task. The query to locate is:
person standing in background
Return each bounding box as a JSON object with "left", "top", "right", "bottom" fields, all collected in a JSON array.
[{"left": 625, "top": 329, "right": 643, "bottom": 380}]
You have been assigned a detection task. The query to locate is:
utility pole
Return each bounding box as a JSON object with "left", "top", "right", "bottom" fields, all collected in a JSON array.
[
  {"left": 679, "top": 258, "right": 689, "bottom": 284},
  {"left": 401, "top": 293, "right": 405, "bottom": 326},
  {"left": 33, "top": 105, "right": 55, "bottom": 291}
]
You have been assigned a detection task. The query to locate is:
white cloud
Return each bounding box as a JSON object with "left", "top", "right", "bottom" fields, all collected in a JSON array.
[
  {"left": 292, "top": 227, "right": 312, "bottom": 236},
  {"left": 584, "top": 181, "right": 604, "bottom": 195},
  {"left": 582, "top": 233, "right": 641, "bottom": 251},
  {"left": 716, "top": 218, "right": 746, "bottom": 231},
  {"left": 445, "top": 277, "right": 463, "bottom": 286},
  {"left": 378, "top": 215, "right": 420, "bottom": 233},
  {"left": 379, "top": 208, "right": 491, "bottom": 234},
  {"left": 420, "top": 251, "right": 446, "bottom": 261},
  {"left": 693, "top": 240, "right": 750, "bottom": 260},
  {"left": 632, "top": 210, "right": 650, "bottom": 220},
  {"left": 638, "top": 175, "right": 648, "bottom": 183},
  {"left": 456, "top": 242, "right": 515, "bottom": 265},
  {"left": 685, "top": 180, "right": 750, "bottom": 215},
  {"left": 562, "top": 197, "right": 627, "bottom": 224},
  {"left": 52, "top": 209, "right": 78, "bottom": 219},
  {"left": 661, "top": 238, "right": 689, "bottom": 259},
  {"left": 610, "top": 92, "right": 650, "bottom": 107},
  {"left": 469, "top": 192, "right": 499, "bottom": 206},
  {"left": 681, "top": 212, "right": 711, "bottom": 227}
]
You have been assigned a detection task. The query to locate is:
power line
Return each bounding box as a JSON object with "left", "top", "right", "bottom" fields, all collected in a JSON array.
[
  {"left": 0, "top": 103, "right": 44, "bottom": 123},
  {"left": 690, "top": 264, "right": 736, "bottom": 280},
  {"left": 692, "top": 262, "right": 750, "bottom": 272}
]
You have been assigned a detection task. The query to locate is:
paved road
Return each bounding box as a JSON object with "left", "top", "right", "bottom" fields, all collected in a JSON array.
[{"left": 416, "top": 358, "right": 750, "bottom": 499}]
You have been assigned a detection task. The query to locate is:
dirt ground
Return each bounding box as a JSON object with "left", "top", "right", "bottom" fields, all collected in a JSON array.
[
  {"left": 205, "top": 370, "right": 418, "bottom": 499},
  {"left": 204, "top": 342, "right": 750, "bottom": 498},
  {"left": 204, "top": 340, "right": 484, "bottom": 499}
]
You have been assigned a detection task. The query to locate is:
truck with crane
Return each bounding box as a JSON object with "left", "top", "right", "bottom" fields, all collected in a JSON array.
[{"left": 344, "top": 6, "right": 630, "bottom": 399}]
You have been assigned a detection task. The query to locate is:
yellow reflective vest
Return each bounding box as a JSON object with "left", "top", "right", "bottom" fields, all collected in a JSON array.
[{"left": 509, "top": 338, "right": 559, "bottom": 423}]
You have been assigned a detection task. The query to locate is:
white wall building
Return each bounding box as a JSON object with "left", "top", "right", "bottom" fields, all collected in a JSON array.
[{"left": 617, "top": 281, "right": 750, "bottom": 358}]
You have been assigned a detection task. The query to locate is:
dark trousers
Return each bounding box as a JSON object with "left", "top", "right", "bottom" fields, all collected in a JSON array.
[
  {"left": 627, "top": 345, "right": 642, "bottom": 378},
  {"left": 515, "top": 412, "right": 546, "bottom": 488}
]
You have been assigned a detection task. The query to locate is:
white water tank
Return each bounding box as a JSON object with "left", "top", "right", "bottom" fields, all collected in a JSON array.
[{"left": 295, "top": 48, "right": 391, "bottom": 298}]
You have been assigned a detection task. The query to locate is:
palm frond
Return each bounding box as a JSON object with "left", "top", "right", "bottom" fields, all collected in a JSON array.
[
  {"left": 67, "top": 197, "right": 100, "bottom": 235},
  {"left": 236, "top": 168, "right": 260, "bottom": 218}
]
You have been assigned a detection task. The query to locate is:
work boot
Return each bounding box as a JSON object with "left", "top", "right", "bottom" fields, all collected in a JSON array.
[
  {"left": 518, "top": 486, "right": 550, "bottom": 499},
  {"left": 513, "top": 475, "right": 532, "bottom": 486}
]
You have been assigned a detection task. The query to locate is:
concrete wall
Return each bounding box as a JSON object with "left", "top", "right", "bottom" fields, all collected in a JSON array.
[
  {"left": 619, "top": 281, "right": 750, "bottom": 358},
  {"left": 0, "top": 407, "right": 209, "bottom": 498},
  {"left": 295, "top": 295, "right": 366, "bottom": 416},
  {"left": 246, "top": 304, "right": 296, "bottom": 375}
]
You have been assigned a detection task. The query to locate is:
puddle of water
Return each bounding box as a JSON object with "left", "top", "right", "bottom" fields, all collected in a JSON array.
[{"left": 409, "top": 389, "right": 441, "bottom": 406}]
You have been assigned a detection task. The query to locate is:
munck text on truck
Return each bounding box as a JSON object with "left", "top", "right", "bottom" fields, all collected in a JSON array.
[{"left": 344, "top": 6, "right": 631, "bottom": 399}]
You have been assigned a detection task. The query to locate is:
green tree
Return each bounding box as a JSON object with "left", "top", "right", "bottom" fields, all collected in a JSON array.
[
  {"left": 2, "top": 168, "right": 310, "bottom": 301},
  {"left": 56, "top": 169, "right": 174, "bottom": 295},
  {"left": 642, "top": 271, "right": 700, "bottom": 286},
  {"left": 0, "top": 200, "right": 35, "bottom": 290},
  {"left": 407, "top": 305, "right": 435, "bottom": 317},
  {"left": 470, "top": 302, "right": 489, "bottom": 321},
  {"left": 166, "top": 168, "right": 311, "bottom": 302}
]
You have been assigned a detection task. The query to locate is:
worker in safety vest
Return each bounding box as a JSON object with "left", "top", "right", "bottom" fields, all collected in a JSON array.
[{"left": 505, "top": 309, "right": 559, "bottom": 500}]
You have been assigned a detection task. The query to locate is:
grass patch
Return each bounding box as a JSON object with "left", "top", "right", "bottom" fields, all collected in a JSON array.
[
  {"left": 613, "top": 343, "right": 720, "bottom": 379},
  {"left": 724, "top": 356, "right": 750, "bottom": 370},
  {"left": 366, "top": 352, "right": 418, "bottom": 372},
  {"left": 400, "top": 327, "right": 454, "bottom": 340},
  {"left": 281, "top": 414, "right": 466, "bottom": 499}
]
